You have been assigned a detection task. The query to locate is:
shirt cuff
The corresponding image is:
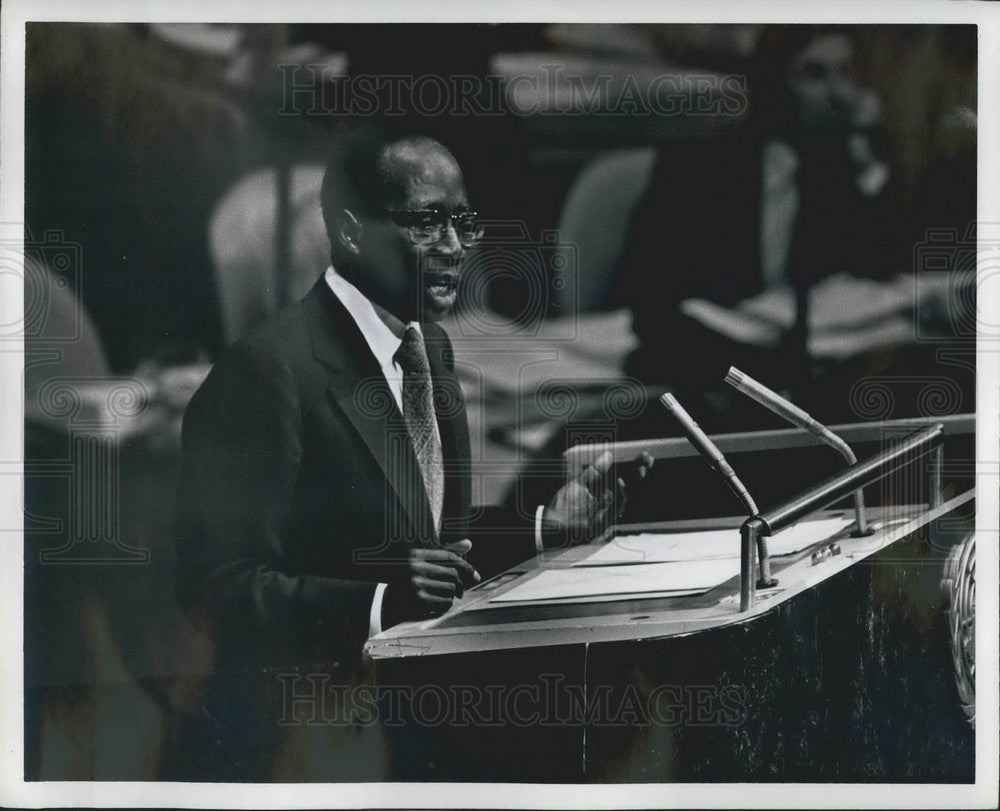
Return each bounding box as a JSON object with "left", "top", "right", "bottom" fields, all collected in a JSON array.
[
  {"left": 369, "top": 582, "right": 388, "bottom": 638},
  {"left": 534, "top": 505, "right": 545, "bottom": 555}
]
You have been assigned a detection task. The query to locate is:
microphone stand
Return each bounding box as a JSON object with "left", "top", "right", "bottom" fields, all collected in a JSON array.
[{"left": 725, "top": 366, "right": 873, "bottom": 536}]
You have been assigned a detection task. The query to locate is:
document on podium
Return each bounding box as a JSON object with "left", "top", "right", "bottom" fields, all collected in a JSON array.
[
  {"left": 487, "top": 515, "right": 853, "bottom": 604},
  {"left": 489, "top": 558, "right": 740, "bottom": 604},
  {"left": 572, "top": 515, "right": 855, "bottom": 567}
]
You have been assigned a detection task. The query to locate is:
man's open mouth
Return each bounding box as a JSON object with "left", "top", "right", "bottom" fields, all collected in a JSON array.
[{"left": 424, "top": 272, "right": 460, "bottom": 296}]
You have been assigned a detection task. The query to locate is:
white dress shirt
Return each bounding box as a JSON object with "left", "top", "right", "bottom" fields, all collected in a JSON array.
[
  {"left": 323, "top": 266, "right": 544, "bottom": 638},
  {"left": 759, "top": 140, "right": 800, "bottom": 289},
  {"left": 325, "top": 265, "right": 412, "bottom": 414}
]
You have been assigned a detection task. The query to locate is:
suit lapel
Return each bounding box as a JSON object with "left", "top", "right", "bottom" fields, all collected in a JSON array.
[{"left": 304, "top": 280, "right": 437, "bottom": 547}]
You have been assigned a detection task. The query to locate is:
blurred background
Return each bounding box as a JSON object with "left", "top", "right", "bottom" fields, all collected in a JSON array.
[{"left": 22, "top": 22, "right": 976, "bottom": 780}]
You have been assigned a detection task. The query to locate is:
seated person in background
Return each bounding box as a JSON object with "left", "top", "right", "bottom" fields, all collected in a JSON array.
[
  {"left": 613, "top": 28, "right": 906, "bottom": 422},
  {"left": 507, "top": 27, "right": 972, "bottom": 539},
  {"left": 173, "top": 128, "right": 646, "bottom": 780}
]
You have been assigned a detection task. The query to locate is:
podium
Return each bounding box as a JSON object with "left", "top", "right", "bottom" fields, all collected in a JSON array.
[{"left": 364, "top": 414, "right": 975, "bottom": 781}]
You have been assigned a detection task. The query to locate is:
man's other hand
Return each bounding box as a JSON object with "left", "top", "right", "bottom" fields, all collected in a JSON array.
[{"left": 382, "top": 540, "right": 480, "bottom": 627}]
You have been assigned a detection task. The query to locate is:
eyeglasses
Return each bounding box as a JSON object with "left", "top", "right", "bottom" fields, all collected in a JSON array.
[{"left": 387, "top": 209, "right": 485, "bottom": 248}]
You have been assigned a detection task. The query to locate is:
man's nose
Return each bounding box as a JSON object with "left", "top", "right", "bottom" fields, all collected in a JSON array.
[{"left": 435, "top": 220, "right": 465, "bottom": 256}]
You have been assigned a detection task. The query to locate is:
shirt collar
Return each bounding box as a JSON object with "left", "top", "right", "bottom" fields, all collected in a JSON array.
[{"left": 323, "top": 265, "right": 420, "bottom": 369}]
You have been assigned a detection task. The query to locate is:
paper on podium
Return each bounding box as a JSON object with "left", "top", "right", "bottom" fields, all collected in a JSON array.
[
  {"left": 489, "top": 558, "right": 740, "bottom": 604},
  {"left": 572, "top": 515, "right": 855, "bottom": 567}
]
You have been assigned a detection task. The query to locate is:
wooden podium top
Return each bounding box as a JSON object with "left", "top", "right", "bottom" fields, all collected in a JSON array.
[{"left": 364, "top": 491, "right": 972, "bottom": 661}]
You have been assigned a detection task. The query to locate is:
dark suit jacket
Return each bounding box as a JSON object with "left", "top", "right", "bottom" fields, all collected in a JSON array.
[
  {"left": 177, "top": 276, "right": 539, "bottom": 662},
  {"left": 172, "top": 277, "right": 539, "bottom": 778}
]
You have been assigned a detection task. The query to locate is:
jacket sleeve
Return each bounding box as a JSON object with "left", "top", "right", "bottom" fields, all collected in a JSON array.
[{"left": 175, "top": 339, "right": 376, "bottom": 665}]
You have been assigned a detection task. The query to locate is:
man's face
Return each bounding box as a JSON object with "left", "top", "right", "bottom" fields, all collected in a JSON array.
[
  {"left": 787, "top": 34, "right": 863, "bottom": 134},
  {"left": 353, "top": 141, "right": 472, "bottom": 324}
]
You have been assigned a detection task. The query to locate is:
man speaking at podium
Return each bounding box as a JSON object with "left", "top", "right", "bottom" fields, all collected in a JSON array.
[{"left": 173, "top": 129, "right": 638, "bottom": 779}]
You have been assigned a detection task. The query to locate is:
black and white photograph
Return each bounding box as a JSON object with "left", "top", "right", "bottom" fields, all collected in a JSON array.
[{"left": 1, "top": 0, "right": 997, "bottom": 807}]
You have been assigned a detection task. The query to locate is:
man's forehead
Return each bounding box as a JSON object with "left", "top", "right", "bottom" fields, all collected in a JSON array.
[{"left": 379, "top": 140, "right": 466, "bottom": 205}]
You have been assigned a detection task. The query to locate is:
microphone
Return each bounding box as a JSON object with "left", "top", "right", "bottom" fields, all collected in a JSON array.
[
  {"left": 725, "top": 366, "right": 871, "bottom": 535},
  {"left": 660, "top": 392, "right": 777, "bottom": 592},
  {"left": 659, "top": 393, "right": 759, "bottom": 517}
]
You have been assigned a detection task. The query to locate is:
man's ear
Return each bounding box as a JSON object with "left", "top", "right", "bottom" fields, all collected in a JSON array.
[{"left": 335, "top": 209, "right": 362, "bottom": 256}]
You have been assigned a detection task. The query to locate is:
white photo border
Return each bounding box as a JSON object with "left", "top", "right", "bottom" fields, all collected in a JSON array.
[{"left": 1, "top": 1, "right": 997, "bottom": 808}]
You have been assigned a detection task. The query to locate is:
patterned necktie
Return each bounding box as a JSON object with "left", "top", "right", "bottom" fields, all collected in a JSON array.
[{"left": 394, "top": 326, "right": 445, "bottom": 536}]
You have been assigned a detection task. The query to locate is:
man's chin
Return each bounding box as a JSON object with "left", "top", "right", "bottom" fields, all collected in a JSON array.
[
  {"left": 421, "top": 287, "right": 458, "bottom": 321},
  {"left": 420, "top": 306, "right": 452, "bottom": 323}
]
